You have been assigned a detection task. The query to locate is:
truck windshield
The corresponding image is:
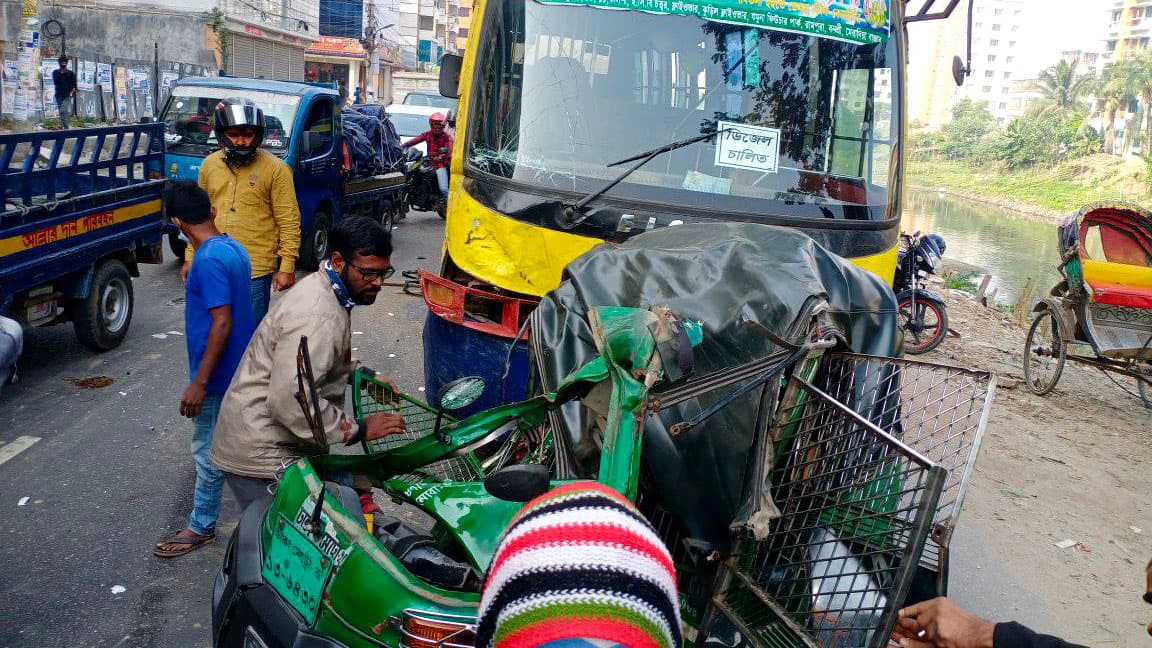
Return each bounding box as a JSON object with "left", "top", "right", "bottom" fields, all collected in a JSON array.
[
  {"left": 162, "top": 88, "right": 302, "bottom": 156},
  {"left": 467, "top": 0, "right": 900, "bottom": 221}
]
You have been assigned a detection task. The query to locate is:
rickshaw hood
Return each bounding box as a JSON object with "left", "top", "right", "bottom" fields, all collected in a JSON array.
[{"left": 530, "top": 222, "right": 901, "bottom": 549}]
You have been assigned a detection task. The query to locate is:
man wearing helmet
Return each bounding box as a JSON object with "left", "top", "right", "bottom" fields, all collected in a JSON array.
[
  {"left": 403, "top": 112, "right": 453, "bottom": 199},
  {"left": 184, "top": 99, "right": 302, "bottom": 321}
]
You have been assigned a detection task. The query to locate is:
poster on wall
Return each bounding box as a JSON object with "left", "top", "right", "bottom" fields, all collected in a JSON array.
[
  {"left": 40, "top": 60, "right": 58, "bottom": 118},
  {"left": 3, "top": 60, "right": 17, "bottom": 86},
  {"left": 1, "top": 87, "right": 13, "bottom": 115},
  {"left": 78, "top": 60, "right": 95, "bottom": 91},
  {"left": 114, "top": 66, "right": 129, "bottom": 122},
  {"left": 96, "top": 63, "right": 112, "bottom": 91}
]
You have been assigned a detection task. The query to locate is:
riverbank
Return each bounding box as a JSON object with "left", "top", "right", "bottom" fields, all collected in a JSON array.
[
  {"left": 926, "top": 285, "right": 1152, "bottom": 646},
  {"left": 907, "top": 154, "right": 1149, "bottom": 222}
]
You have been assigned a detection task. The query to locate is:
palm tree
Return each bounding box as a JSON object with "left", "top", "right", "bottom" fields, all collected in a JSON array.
[
  {"left": 1031, "top": 57, "right": 1094, "bottom": 113},
  {"left": 1097, "top": 59, "right": 1140, "bottom": 154},
  {"left": 1133, "top": 49, "right": 1152, "bottom": 152}
]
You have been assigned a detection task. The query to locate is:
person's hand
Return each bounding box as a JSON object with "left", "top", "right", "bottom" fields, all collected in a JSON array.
[
  {"left": 180, "top": 260, "right": 191, "bottom": 285},
  {"left": 273, "top": 271, "right": 296, "bottom": 291},
  {"left": 363, "top": 412, "right": 407, "bottom": 441},
  {"left": 894, "top": 597, "right": 995, "bottom": 648},
  {"left": 180, "top": 382, "right": 207, "bottom": 418}
]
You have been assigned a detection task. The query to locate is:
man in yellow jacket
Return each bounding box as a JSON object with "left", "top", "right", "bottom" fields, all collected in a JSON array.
[{"left": 184, "top": 99, "right": 300, "bottom": 321}]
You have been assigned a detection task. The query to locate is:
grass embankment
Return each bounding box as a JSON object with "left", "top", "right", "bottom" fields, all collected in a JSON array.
[{"left": 907, "top": 153, "right": 1150, "bottom": 212}]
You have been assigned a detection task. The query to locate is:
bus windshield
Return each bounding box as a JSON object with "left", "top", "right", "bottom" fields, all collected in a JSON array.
[
  {"left": 467, "top": 0, "right": 899, "bottom": 221},
  {"left": 162, "top": 87, "right": 301, "bottom": 157}
]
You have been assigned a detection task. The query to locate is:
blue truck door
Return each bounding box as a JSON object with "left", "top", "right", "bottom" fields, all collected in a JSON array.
[{"left": 295, "top": 96, "right": 342, "bottom": 270}]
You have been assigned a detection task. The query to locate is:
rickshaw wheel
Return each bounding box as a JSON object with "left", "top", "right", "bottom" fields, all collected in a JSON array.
[
  {"left": 1023, "top": 309, "right": 1065, "bottom": 396},
  {"left": 1137, "top": 369, "right": 1152, "bottom": 410}
]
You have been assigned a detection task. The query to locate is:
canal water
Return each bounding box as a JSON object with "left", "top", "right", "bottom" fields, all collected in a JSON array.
[{"left": 902, "top": 190, "right": 1063, "bottom": 303}]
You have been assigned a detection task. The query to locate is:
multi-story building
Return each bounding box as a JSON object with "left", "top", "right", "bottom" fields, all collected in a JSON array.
[
  {"left": 396, "top": 0, "right": 458, "bottom": 68},
  {"left": 1104, "top": 0, "right": 1152, "bottom": 61},
  {"left": 954, "top": 0, "right": 1027, "bottom": 122},
  {"left": 905, "top": 3, "right": 968, "bottom": 130},
  {"left": 456, "top": 0, "right": 473, "bottom": 54},
  {"left": 217, "top": 0, "right": 321, "bottom": 78},
  {"left": 1062, "top": 49, "right": 1103, "bottom": 75}
]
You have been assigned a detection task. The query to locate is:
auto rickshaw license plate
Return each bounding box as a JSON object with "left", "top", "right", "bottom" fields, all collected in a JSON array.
[{"left": 261, "top": 514, "right": 333, "bottom": 623}]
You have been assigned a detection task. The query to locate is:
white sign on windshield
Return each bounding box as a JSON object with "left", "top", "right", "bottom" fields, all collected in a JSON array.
[{"left": 714, "top": 121, "right": 780, "bottom": 174}]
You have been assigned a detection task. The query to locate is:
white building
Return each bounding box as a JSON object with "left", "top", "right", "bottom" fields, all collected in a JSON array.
[
  {"left": 395, "top": 0, "right": 458, "bottom": 68},
  {"left": 956, "top": 0, "right": 1027, "bottom": 122}
]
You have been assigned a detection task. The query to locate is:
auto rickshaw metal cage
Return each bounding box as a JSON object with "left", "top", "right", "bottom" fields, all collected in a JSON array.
[
  {"left": 346, "top": 349, "right": 996, "bottom": 648},
  {"left": 697, "top": 353, "right": 995, "bottom": 648},
  {"left": 1022, "top": 202, "right": 1152, "bottom": 407}
]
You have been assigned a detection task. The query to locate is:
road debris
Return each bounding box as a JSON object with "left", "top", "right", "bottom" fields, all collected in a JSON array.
[
  {"left": 151, "top": 333, "right": 168, "bottom": 340},
  {"left": 17, "top": 496, "right": 29, "bottom": 506},
  {"left": 110, "top": 585, "right": 126, "bottom": 594},
  {"left": 1055, "top": 538, "right": 1078, "bottom": 549},
  {"left": 67, "top": 376, "right": 114, "bottom": 389},
  {"left": 1130, "top": 526, "right": 1142, "bottom": 534}
]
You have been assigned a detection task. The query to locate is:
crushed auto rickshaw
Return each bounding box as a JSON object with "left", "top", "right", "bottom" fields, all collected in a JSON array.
[{"left": 211, "top": 223, "right": 996, "bottom": 648}]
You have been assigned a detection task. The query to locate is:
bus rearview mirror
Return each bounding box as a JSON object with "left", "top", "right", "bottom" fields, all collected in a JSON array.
[
  {"left": 440, "top": 54, "right": 463, "bottom": 99},
  {"left": 951, "top": 55, "right": 967, "bottom": 87}
]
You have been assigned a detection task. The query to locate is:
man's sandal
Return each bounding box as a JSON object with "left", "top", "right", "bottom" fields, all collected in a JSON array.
[{"left": 153, "top": 530, "right": 216, "bottom": 558}]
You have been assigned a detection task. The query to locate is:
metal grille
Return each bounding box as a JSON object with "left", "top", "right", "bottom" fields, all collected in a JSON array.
[
  {"left": 813, "top": 353, "right": 994, "bottom": 563},
  {"left": 714, "top": 378, "right": 946, "bottom": 648},
  {"left": 353, "top": 373, "right": 484, "bottom": 481}
]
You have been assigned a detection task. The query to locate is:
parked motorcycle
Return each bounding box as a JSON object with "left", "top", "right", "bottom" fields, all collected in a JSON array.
[
  {"left": 402, "top": 147, "right": 447, "bottom": 219},
  {"left": 895, "top": 231, "right": 949, "bottom": 354}
]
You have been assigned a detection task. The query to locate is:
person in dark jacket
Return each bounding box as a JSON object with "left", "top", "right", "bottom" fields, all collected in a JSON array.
[{"left": 51, "top": 56, "right": 77, "bottom": 129}]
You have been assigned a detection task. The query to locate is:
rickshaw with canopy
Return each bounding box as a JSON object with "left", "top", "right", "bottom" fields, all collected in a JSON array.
[{"left": 1023, "top": 202, "right": 1152, "bottom": 407}]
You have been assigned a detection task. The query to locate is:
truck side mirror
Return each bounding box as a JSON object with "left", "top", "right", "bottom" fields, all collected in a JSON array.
[
  {"left": 439, "top": 54, "right": 463, "bottom": 99},
  {"left": 951, "top": 55, "right": 967, "bottom": 87}
]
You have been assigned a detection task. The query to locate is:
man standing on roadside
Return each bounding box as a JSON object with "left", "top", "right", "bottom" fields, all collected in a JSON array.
[
  {"left": 210, "top": 216, "right": 405, "bottom": 510},
  {"left": 186, "top": 99, "right": 300, "bottom": 321},
  {"left": 51, "top": 56, "right": 77, "bottom": 129},
  {"left": 154, "top": 181, "right": 255, "bottom": 558}
]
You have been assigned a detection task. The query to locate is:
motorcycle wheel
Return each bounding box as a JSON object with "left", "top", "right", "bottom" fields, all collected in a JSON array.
[
  {"left": 436, "top": 198, "right": 447, "bottom": 219},
  {"left": 1136, "top": 366, "right": 1152, "bottom": 410},
  {"left": 899, "top": 294, "right": 948, "bottom": 355}
]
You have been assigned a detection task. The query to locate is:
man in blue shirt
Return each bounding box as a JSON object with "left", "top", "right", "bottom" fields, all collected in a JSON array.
[{"left": 155, "top": 180, "right": 256, "bottom": 558}]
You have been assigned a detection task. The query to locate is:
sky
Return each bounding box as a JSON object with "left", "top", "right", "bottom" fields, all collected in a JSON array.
[{"left": 1018, "top": 0, "right": 1112, "bottom": 76}]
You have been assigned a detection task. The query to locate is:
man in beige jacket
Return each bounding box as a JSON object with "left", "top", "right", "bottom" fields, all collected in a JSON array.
[{"left": 210, "top": 216, "right": 404, "bottom": 509}]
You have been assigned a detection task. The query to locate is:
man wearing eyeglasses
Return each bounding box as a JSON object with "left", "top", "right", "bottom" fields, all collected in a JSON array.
[{"left": 210, "top": 216, "right": 405, "bottom": 511}]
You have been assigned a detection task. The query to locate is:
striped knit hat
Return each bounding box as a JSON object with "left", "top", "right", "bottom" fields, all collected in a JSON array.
[{"left": 475, "top": 481, "right": 682, "bottom": 648}]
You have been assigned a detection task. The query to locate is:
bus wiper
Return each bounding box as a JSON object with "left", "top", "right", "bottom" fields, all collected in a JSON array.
[{"left": 560, "top": 128, "right": 729, "bottom": 229}]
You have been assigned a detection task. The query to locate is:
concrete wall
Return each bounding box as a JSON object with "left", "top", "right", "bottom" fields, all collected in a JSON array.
[
  {"left": 39, "top": 3, "right": 216, "bottom": 68},
  {"left": 390, "top": 70, "right": 436, "bottom": 104}
]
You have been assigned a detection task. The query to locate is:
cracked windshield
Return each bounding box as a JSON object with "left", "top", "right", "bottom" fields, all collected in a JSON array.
[
  {"left": 468, "top": 0, "right": 896, "bottom": 220},
  {"left": 5, "top": 1, "right": 1152, "bottom": 647}
]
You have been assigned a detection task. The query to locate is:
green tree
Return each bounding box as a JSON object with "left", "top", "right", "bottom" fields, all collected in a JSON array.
[
  {"left": 1030, "top": 57, "right": 1094, "bottom": 113},
  {"left": 939, "top": 99, "right": 997, "bottom": 159},
  {"left": 1098, "top": 59, "right": 1140, "bottom": 155},
  {"left": 1132, "top": 49, "right": 1152, "bottom": 152}
]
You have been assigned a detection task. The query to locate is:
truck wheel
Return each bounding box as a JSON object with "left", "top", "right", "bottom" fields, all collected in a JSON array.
[
  {"left": 300, "top": 212, "right": 331, "bottom": 271},
  {"left": 167, "top": 231, "right": 187, "bottom": 261},
  {"left": 72, "top": 259, "right": 133, "bottom": 352}
]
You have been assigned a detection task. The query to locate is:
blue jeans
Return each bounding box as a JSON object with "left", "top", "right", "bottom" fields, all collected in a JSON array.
[
  {"left": 188, "top": 393, "right": 225, "bottom": 536},
  {"left": 56, "top": 98, "right": 70, "bottom": 129},
  {"left": 250, "top": 273, "right": 273, "bottom": 323},
  {"left": 435, "top": 167, "right": 449, "bottom": 198}
]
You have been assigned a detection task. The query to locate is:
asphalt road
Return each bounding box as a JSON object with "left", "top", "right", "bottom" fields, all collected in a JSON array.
[
  {"left": 0, "top": 209, "right": 446, "bottom": 648},
  {"left": 0, "top": 206, "right": 1049, "bottom": 647}
]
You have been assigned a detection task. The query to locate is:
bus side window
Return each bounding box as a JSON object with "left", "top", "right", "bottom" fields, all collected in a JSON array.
[{"left": 301, "top": 99, "right": 335, "bottom": 158}]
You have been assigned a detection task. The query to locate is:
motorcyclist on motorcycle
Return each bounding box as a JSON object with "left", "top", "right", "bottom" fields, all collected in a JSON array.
[{"left": 402, "top": 112, "right": 452, "bottom": 199}]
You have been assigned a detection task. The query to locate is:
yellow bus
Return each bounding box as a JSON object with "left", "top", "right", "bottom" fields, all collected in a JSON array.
[{"left": 421, "top": 0, "right": 968, "bottom": 408}]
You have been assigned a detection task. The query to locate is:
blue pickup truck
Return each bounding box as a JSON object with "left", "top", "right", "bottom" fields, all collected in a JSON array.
[
  {"left": 0, "top": 123, "right": 166, "bottom": 355},
  {"left": 159, "top": 77, "right": 406, "bottom": 269}
]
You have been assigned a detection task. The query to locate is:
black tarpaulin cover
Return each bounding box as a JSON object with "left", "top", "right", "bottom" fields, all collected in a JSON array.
[{"left": 529, "top": 222, "right": 901, "bottom": 550}]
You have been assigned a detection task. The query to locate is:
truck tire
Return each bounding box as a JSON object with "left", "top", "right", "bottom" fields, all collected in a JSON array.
[
  {"left": 299, "top": 211, "right": 331, "bottom": 271},
  {"left": 72, "top": 259, "right": 134, "bottom": 352},
  {"left": 167, "top": 231, "right": 187, "bottom": 261}
]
